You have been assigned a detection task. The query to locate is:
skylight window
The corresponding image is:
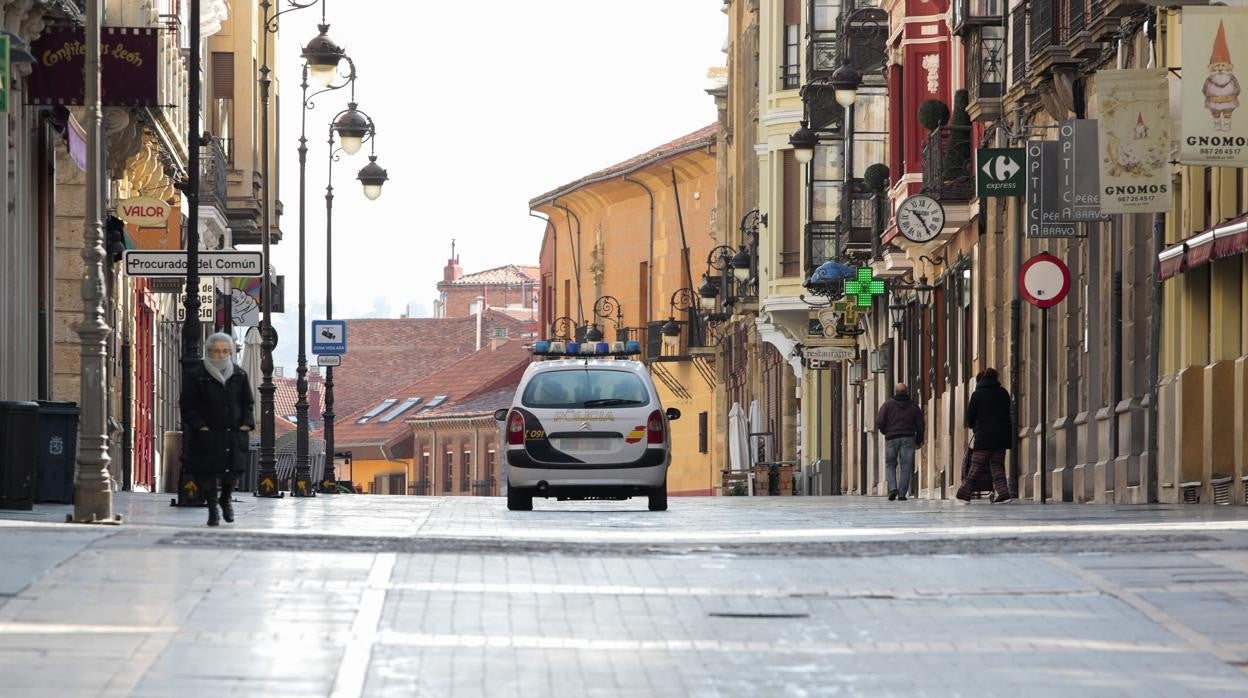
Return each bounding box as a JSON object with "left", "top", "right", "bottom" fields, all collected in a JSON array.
[
  {"left": 419, "top": 395, "right": 449, "bottom": 412},
  {"left": 378, "top": 397, "right": 422, "bottom": 423},
  {"left": 356, "top": 398, "right": 397, "bottom": 424}
]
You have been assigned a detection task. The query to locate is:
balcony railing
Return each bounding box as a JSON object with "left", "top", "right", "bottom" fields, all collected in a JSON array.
[
  {"left": 1011, "top": 4, "right": 1028, "bottom": 86},
  {"left": 922, "top": 126, "right": 974, "bottom": 202},
  {"left": 1030, "top": 0, "right": 1069, "bottom": 56},
  {"left": 200, "top": 137, "right": 228, "bottom": 209}
]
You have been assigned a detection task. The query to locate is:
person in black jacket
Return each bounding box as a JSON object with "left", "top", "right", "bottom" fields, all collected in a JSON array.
[
  {"left": 957, "top": 367, "right": 1013, "bottom": 503},
  {"left": 876, "top": 383, "right": 924, "bottom": 501},
  {"left": 180, "top": 332, "right": 254, "bottom": 525}
]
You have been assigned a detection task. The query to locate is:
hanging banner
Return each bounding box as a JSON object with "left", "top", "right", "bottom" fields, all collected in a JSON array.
[
  {"left": 27, "top": 27, "right": 159, "bottom": 107},
  {"left": 1097, "top": 69, "right": 1172, "bottom": 213},
  {"left": 1056, "top": 119, "right": 1109, "bottom": 222},
  {"left": 0, "top": 36, "right": 10, "bottom": 113},
  {"left": 1181, "top": 8, "right": 1248, "bottom": 166}
]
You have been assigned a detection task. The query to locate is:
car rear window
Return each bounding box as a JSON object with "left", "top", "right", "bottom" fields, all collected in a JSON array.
[{"left": 522, "top": 369, "right": 650, "bottom": 409}]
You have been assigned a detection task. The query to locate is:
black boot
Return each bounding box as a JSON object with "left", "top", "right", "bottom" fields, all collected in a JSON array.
[
  {"left": 219, "top": 477, "right": 235, "bottom": 523},
  {"left": 201, "top": 479, "right": 220, "bottom": 526}
]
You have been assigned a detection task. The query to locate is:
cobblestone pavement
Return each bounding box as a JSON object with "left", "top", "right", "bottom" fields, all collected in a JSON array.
[{"left": 2, "top": 493, "right": 1248, "bottom": 697}]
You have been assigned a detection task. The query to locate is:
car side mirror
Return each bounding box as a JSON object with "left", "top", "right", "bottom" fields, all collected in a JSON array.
[
  {"left": 494, "top": 408, "right": 509, "bottom": 422},
  {"left": 665, "top": 407, "right": 681, "bottom": 421}
]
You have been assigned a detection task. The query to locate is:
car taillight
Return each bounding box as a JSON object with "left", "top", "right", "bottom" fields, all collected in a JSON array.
[
  {"left": 647, "top": 409, "right": 665, "bottom": 445},
  {"left": 507, "top": 411, "right": 525, "bottom": 445}
]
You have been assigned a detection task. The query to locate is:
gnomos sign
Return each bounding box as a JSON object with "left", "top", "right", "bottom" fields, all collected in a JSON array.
[{"left": 116, "top": 196, "right": 170, "bottom": 226}]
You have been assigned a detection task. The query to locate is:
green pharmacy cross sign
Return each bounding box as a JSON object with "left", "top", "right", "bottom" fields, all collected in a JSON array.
[{"left": 844, "top": 267, "right": 885, "bottom": 307}]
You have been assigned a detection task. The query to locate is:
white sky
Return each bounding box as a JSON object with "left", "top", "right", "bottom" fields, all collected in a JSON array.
[{"left": 262, "top": 1, "right": 726, "bottom": 369}]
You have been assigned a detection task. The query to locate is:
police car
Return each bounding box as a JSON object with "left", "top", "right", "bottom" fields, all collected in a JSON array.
[{"left": 495, "top": 340, "right": 680, "bottom": 512}]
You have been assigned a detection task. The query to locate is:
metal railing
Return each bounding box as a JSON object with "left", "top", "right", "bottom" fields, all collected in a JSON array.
[
  {"left": 922, "top": 126, "right": 974, "bottom": 201},
  {"left": 1012, "top": 4, "right": 1028, "bottom": 85},
  {"left": 1030, "top": 0, "right": 1068, "bottom": 55},
  {"left": 200, "top": 137, "right": 228, "bottom": 208}
]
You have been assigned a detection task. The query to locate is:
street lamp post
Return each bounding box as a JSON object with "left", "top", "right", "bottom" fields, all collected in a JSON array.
[
  {"left": 292, "top": 26, "right": 350, "bottom": 497},
  {"left": 661, "top": 288, "right": 696, "bottom": 351},
  {"left": 255, "top": 0, "right": 321, "bottom": 499},
  {"left": 591, "top": 295, "right": 625, "bottom": 342},
  {"left": 321, "top": 99, "right": 383, "bottom": 494},
  {"left": 71, "top": 0, "right": 115, "bottom": 523}
]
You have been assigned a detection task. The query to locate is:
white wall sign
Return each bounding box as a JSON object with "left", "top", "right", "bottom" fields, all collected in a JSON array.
[
  {"left": 1181, "top": 8, "right": 1248, "bottom": 166},
  {"left": 1098, "top": 69, "right": 1172, "bottom": 213}
]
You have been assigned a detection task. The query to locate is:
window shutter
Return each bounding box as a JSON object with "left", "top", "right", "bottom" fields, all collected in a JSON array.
[
  {"left": 211, "top": 52, "right": 234, "bottom": 99},
  {"left": 784, "top": 0, "right": 800, "bottom": 24}
]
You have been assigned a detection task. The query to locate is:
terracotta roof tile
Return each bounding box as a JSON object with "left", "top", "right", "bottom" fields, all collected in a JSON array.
[
  {"left": 528, "top": 123, "right": 718, "bottom": 206},
  {"left": 441, "top": 264, "right": 539, "bottom": 287},
  {"left": 331, "top": 311, "right": 536, "bottom": 421},
  {"left": 335, "top": 339, "right": 532, "bottom": 450}
]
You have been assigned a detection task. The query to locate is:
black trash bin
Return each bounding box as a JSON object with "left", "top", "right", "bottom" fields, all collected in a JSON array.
[
  {"left": 35, "top": 401, "right": 80, "bottom": 504},
  {"left": 0, "top": 401, "right": 39, "bottom": 510}
]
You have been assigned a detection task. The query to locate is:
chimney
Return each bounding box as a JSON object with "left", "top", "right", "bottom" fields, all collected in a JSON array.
[
  {"left": 443, "top": 239, "right": 462, "bottom": 282},
  {"left": 474, "top": 296, "right": 485, "bottom": 351}
]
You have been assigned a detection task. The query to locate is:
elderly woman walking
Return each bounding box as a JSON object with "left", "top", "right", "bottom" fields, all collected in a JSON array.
[{"left": 180, "top": 332, "right": 254, "bottom": 526}]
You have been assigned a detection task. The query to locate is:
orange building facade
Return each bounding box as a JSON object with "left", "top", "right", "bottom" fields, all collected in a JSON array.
[{"left": 529, "top": 125, "right": 723, "bottom": 495}]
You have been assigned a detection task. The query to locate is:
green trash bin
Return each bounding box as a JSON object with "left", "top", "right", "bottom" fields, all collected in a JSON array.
[
  {"left": 35, "top": 401, "right": 79, "bottom": 504},
  {"left": 0, "top": 401, "right": 39, "bottom": 510}
]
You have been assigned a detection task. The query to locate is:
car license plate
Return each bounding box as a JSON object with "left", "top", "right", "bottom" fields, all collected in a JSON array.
[{"left": 558, "top": 438, "right": 611, "bottom": 452}]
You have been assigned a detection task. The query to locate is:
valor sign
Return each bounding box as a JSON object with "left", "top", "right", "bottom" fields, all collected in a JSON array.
[{"left": 116, "top": 196, "right": 170, "bottom": 227}]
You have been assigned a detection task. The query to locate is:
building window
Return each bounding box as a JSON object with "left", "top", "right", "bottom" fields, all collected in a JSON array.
[
  {"left": 461, "top": 449, "right": 472, "bottom": 492},
  {"left": 782, "top": 0, "right": 800, "bottom": 89},
  {"left": 782, "top": 150, "right": 802, "bottom": 278},
  {"left": 491, "top": 327, "right": 508, "bottom": 339},
  {"left": 356, "top": 398, "right": 397, "bottom": 424},
  {"left": 698, "top": 412, "right": 709, "bottom": 454},
  {"left": 211, "top": 52, "right": 234, "bottom": 162},
  {"left": 443, "top": 451, "right": 453, "bottom": 492}
]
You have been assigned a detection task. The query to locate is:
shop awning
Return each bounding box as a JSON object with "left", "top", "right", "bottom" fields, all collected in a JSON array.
[
  {"left": 1157, "top": 213, "right": 1248, "bottom": 281},
  {"left": 1158, "top": 243, "right": 1186, "bottom": 281},
  {"left": 1213, "top": 217, "right": 1248, "bottom": 260}
]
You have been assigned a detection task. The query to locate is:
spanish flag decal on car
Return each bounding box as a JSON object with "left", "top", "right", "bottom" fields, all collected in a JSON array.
[{"left": 624, "top": 426, "right": 646, "bottom": 444}]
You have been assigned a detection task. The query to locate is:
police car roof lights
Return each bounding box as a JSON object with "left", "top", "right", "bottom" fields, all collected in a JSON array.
[{"left": 530, "top": 338, "right": 643, "bottom": 359}]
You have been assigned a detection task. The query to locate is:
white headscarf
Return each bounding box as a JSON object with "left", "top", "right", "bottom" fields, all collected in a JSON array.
[{"left": 203, "top": 332, "right": 236, "bottom": 385}]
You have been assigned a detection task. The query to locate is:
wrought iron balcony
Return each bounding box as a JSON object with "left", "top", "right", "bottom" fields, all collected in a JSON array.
[
  {"left": 804, "top": 184, "right": 876, "bottom": 276},
  {"left": 922, "top": 126, "right": 974, "bottom": 202},
  {"left": 200, "top": 137, "right": 229, "bottom": 210},
  {"left": 952, "top": 0, "right": 1005, "bottom": 37}
]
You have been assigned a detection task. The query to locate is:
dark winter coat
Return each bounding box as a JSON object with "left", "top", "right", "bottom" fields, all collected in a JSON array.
[
  {"left": 876, "top": 393, "right": 925, "bottom": 444},
  {"left": 965, "top": 374, "right": 1013, "bottom": 451},
  {"left": 180, "top": 362, "right": 255, "bottom": 476}
]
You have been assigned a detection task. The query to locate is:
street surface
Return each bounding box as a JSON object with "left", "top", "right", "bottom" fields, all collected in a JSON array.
[{"left": 1, "top": 494, "right": 1248, "bottom": 697}]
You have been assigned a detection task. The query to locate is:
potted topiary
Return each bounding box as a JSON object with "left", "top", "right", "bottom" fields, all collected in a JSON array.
[
  {"left": 944, "top": 90, "right": 972, "bottom": 183},
  {"left": 863, "top": 163, "right": 890, "bottom": 194},
  {"left": 917, "top": 99, "right": 950, "bottom": 131}
]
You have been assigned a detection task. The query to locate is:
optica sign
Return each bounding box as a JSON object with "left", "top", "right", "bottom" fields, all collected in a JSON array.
[{"left": 116, "top": 196, "right": 170, "bottom": 226}]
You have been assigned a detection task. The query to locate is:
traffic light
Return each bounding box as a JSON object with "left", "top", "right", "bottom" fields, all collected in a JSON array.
[{"left": 105, "top": 215, "right": 127, "bottom": 262}]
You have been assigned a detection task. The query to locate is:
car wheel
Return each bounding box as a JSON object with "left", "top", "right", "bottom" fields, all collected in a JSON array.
[
  {"left": 507, "top": 489, "right": 533, "bottom": 511},
  {"left": 648, "top": 481, "right": 668, "bottom": 512}
]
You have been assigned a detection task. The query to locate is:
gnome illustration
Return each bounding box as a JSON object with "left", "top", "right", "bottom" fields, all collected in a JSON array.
[
  {"left": 1204, "top": 21, "right": 1241, "bottom": 132},
  {"left": 1134, "top": 112, "right": 1149, "bottom": 140}
]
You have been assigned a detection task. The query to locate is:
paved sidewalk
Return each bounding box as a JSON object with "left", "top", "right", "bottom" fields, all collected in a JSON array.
[{"left": 1, "top": 494, "right": 1247, "bottom": 697}]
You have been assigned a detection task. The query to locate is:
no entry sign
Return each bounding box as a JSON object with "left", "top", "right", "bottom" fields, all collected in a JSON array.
[{"left": 1019, "top": 252, "right": 1071, "bottom": 308}]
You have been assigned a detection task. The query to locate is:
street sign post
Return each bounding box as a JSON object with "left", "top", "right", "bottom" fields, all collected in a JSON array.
[
  {"left": 976, "top": 147, "right": 1026, "bottom": 197},
  {"left": 124, "top": 250, "right": 263, "bottom": 277},
  {"left": 1019, "top": 251, "right": 1071, "bottom": 504},
  {"left": 311, "top": 320, "right": 346, "bottom": 355}
]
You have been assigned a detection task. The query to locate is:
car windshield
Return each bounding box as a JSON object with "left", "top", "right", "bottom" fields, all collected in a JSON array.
[{"left": 522, "top": 369, "right": 650, "bottom": 409}]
